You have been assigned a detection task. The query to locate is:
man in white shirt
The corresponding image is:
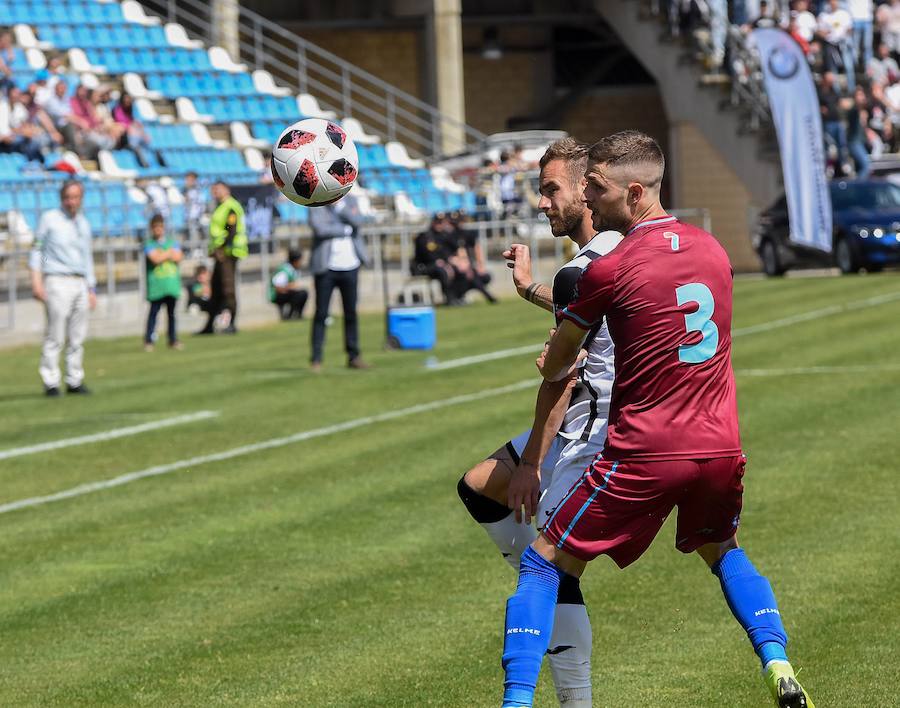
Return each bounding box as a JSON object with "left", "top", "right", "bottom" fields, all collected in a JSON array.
[
  {"left": 307, "top": 194, "right": 369, "bottom": 372},
  {"left": 848, "top": 0, "right": 874, "bottom": 70},
  {"left": 818, "top": 0, "right": 857, "bottom": 91},
  {"left": 792, "top": 0, "right": 819, "bottom": 42},
  {"left": 28, "top": 180, "right": 97, "bottom": 396}
]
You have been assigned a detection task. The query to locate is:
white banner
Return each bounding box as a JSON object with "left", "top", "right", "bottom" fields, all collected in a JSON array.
[{"left": 753, "top": 28, "right": 832, "bottom": 252}]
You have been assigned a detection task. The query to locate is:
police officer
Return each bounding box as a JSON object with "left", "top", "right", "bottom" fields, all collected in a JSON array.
[{"left": 198, "top": 181, "right": 247, "bottom": 334}]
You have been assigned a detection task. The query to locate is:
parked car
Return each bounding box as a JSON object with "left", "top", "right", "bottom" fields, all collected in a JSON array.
[{"left": 753, "top": 179, "right": 900, "bottom": 275}]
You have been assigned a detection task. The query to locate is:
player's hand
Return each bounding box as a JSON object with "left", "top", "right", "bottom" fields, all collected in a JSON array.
[
  {"left": 32, "top": 282, "right": 46, "bottom": 303},
  {"left": 508, "top": 460, "right": 541, "bottom": 525},
  {"left": 502, "top": 243, "right": 533, "bottom": 293},
  {"left": 88, "top": 290, "right": 97, "bottom": 310}
]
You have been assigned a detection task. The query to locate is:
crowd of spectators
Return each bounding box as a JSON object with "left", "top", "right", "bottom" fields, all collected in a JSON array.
[
  {"left": 0, "top": 29, "right": 152, "bottom": 169},
  {"left": 673, "top": 1, "right": 900, "bottom": 178}
]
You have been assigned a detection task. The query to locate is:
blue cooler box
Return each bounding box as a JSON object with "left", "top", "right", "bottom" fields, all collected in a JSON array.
[{"left": 387, "top": 306, "right": 436, "bottom": 349}]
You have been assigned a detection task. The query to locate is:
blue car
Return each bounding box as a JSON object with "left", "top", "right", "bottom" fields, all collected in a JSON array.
[{"left": 753, "top": 179, "right": 900, "bottom": 275}]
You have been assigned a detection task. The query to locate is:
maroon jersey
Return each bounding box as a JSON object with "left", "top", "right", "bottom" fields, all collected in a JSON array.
[{"left": 559, "top": 216, "right": 741, "bottom": 462}]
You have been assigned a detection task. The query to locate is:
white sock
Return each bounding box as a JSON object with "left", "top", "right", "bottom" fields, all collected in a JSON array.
[
  {"left": 548, "top": 603, "right": 593, "bottom": 707},
  {"left": 480, "top": 514, "right": 537, "bottom": 571}
]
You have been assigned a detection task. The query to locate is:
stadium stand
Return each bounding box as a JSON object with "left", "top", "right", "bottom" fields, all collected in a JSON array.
[{"left": 0, "top": 0, "right": 483, "bottom": 238}]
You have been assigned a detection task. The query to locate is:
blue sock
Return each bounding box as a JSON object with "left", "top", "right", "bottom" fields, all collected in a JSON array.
[
  {"left": 712, "top": 548, "right": 789, "bottom": 667},
  {"left": 501, "top": 546, "right": 564, "bottom": 707}
]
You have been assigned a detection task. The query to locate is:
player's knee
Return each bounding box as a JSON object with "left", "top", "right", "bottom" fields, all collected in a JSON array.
[{"left": 457, "top": 475, "right": 511, "bottom": 523}]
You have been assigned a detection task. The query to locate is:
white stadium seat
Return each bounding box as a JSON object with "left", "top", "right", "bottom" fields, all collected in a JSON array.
[
  {"left": 252, "top": 70, "right": 291, "bottom": 97},
  {"left": 341, "top": 117, "right": 379, "bottom": 145},
  {"left": 98, "top": 150, "right": 138, "bottom": 179},
  {"left": 123, "top": 73, "right": 161, "bottom": 100},
  {"left": 175, "top": 97, "right": 213, "bottom": 124},
  {"left": 68, "top": 48, "right": 106, "bottom": 74},
  {"left": 296, "top": 93, "right": 336, "bottom": 120},
  {"left": 190, "top": 123, "right": 228, "bottom": 149},
  {"left": 13, "top": 24, "right": 51, "bottom": 50},
  {"left": 164, "top": 23, "right": 203, "bottom": 49},
  {"left": 230, "top": 121, "right": 268, "bottom": 149},
  {"left": 208, "top": 46, "right": 248, "bottom": 73},
  {"left": 386, "top": 141, "right": 424, "bottom": 168},
  {"left": 121, "top": 0, "right": 161, "bottom": 26},
  {"left": 243, "top": 147, "right": 265, "bottom": 172}
]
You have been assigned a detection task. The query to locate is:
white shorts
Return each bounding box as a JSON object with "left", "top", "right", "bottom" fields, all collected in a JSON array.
[{"left": 507, "top": 431, "right": 604, "bottom": 530}]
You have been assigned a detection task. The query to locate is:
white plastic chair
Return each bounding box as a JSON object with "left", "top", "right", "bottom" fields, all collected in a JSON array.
[
  {"left": 252, "top": 70, "right": 291, "bottom": 97},
  {"left": 208, "top": 46, "right": 248, "bottom": 73},
  {"left": 13, "top": 24, "right": 51, "bottom": 50},
  {"left": 230, "top": 121, "right": 268, "bottom": 149},
  {"left": 175, "top": 97, "right": 213, "bottom": 124},
  {"left": 243, "top": 147, "right": 265, "bottom": 171},
  {"left": 296, "top": 93, "right": 337, "bottom": 120},
  {"left": 123, "top": 73, "right": 161, "bottom": 100},
  {"left": 342, "top": 117, "right": 379, "bottom": 145},
  {"left": 98, "top": 150, "right": 138, "bottom": 179},
  {"left": 68, "top": 48, "right": 106, "bottom": 74},
  {"left": 164, "top": 23, "right": 203, "bottom": 49},
  {"left": 121, "top": 0, "right": 162, "bottom": 26},
  {"left": 190, "top": 123, "right": 228, "bottom": 148},
  {"left": 386, "top": 141, "right": 425, "bottom": 168},
  {"left": 25, "top": 48, "right": 47, "bottom": 70}
]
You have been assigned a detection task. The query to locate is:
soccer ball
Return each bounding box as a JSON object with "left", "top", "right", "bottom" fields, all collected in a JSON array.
[{"left": 271, "top": 118, "right": 359, "bottom": 207}]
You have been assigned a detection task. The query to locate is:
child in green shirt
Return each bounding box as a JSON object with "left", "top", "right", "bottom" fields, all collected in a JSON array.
[{"left": 144, "top": 214, "right": 184, "bottom": 351}]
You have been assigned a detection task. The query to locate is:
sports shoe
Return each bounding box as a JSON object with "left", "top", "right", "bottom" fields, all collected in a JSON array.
[
  {"left": 764, "top": 660, "right": 814, "bottom": 708},
  {"left": 66, "top": 384, "right": 91, "bottom": 395},
  {"left": 45, "top": 386, "right": 61, "bottom": 397}
]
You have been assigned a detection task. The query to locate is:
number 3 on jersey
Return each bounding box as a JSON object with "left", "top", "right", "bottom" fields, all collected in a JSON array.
[{"left": 675, "top": 283, "right": 719, "bottom": 364}]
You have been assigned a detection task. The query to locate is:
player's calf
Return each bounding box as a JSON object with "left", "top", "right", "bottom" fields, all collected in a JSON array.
[
  {"left": 457, "top": 449, "right": 536, "bottom": 570},
  {"left": 547, "top": 575, "right": 592, "bottom": 707}
]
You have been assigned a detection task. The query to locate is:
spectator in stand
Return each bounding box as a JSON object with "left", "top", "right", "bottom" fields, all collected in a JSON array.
[
  {"left": 112, "top": 92, "right": 152, "bottom": 167},
  {"left": 848, "top": 0, "right": 874, "bottom": 71},
  {"left": 143, "top": 214, "right": 183, "bottom": 352},
  {"left": 69, "top": 84, "right": 114, "bottom": 157},
  {"left": 788, "top": 12, "right": 812, "bottom": 53},
  {"left": 42, "top": 80, "right": 79, "bottom": 152},
  {"left": 818, "top": 0, "right": 856, "bottom": 91},
  {"left": 91, "top": 86, "right": 125, "bottom": 149},
  {"left": 498, "top": 151, "right": 522, "bottom": 218},
  {"left": 846, "top": 85, "right": 872, "bottom": 178},
  {"left": 184, "top": 171, "right": 207, "bottom": 246},
  {"left": 450, "top": 210, "right": 496, "bottom": 304},
  {"left": 747, "top": 0, "right": 780, "bottom": 28},
  {"left": 0, "top": 31, "right": 15, "bottom": 93},
  {"left": 819, "top": 71, "right": 852, "bottom": 175},
  {"left": 140, "top": 178, "right": 170, "bottom": 220},
  {"left": 0, "top": 89, "right": 42, "bottom": 162},
  {"left": 869, "top": 79, "right": 896, "bottom": 150},
  {"left": 30, "top": 69, "right": 56, "bottom": 109},
  {"left": 876, "top": 0, "right": 900, "bottom": 55},
  {"left": 791, "top": 0, "right": 819, "bottom": 43},
  {"left": 881, "top": 75, "right": 900, "bottom": 148},
  {"left": 867, "top": 41, "right": 899, "bottom": 86},
  {"left": 412, "top": 213, "right": 462, "bottom": 305},
  {"left": 269, "top": 248, "right": 309, "bottom": 320},
  {"left": 6, "top": 86, "right": 60, "bottom": 163}
]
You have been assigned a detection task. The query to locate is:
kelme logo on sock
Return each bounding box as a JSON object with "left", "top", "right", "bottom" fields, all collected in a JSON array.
[{"left": 506, "top": 627, "right": 542, "bottom": 636}]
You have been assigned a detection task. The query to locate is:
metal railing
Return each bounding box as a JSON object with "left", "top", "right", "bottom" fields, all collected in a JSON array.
[
  {"left": 139, "top": 0, "right": 488, "bottom": 159},
  {"left": 1, "top": 206, "right": 711, "bottom": 337},
  {"left": 641, "top": 0, "right": 772, "bottom": 132}
]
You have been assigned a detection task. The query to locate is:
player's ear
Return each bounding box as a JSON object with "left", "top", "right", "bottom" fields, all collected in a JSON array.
[{"left": 628, "top": 182, "right": 643, "bottom": 205}]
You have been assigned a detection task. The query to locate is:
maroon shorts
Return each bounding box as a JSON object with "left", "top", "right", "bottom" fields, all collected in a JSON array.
[{"left": 542, "top": 454, "right": 746, "bottom": 568}]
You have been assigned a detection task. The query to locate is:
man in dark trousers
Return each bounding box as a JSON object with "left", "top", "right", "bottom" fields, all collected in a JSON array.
[
  {"left": 269, "top": 248, "right": 309, "bottom": 320},
  {"left": 198, "top": 181, "right": 247, "bottom": 335},
  {"left": 308, "top": 194, "right": 370, "bottom": 373}
]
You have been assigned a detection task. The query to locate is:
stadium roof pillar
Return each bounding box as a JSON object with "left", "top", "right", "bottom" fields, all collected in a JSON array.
[
  {"left": 211, "top": 0, "right": 241, "bottom": 70},
  {"left": 429, "top": 0, "right": 466, "bottom": 155}
]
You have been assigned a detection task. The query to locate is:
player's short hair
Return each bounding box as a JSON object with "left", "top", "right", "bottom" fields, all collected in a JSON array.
[
  {"left": 149, "top": 213, "right": 165, "bottom": 227},
  {"left": 539, "top": 137, "right": 590, "bottom": 186},
  {"left": 288, "top": 247, "right": 303, "bottom": 263},
  {"left": 588, "top": 131, "right": 665, "bottom": 188}
]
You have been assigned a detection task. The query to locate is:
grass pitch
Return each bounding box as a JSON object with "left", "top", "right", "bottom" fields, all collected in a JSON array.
[{"left": 1, "top": 273, "right": 899, "bottom": 706}]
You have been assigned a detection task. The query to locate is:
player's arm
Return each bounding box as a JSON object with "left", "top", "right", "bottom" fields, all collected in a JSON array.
[
  {"left": 539, "top": 320, "right": 588, "bottom": 382},
  {"left": 508, "top": 372, "right": 578, "bottom": 524},
  {"left": 502, "top": 243, "right": 554, "bottom": 313}
]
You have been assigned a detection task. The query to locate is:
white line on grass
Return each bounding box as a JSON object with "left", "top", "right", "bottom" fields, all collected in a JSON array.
[
  {"left": 736, "top": 363, "right": 900, "bottom": 377},
  {"left": 0, "top": 379, "right": 539, "bottom": 516},
  {"left": 0, "top": 411, "right": 221, "bottom": 462},
  {"left": 425, "top": 290, "right": 900, "bottom": 370}
]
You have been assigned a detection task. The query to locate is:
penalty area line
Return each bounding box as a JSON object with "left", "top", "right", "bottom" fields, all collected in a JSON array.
[
  {"left": 0, "top": 410, "right": 221, "bottom": 461},
  {"left": 0, "top": 379, "right": 539, "bottom": 516}
]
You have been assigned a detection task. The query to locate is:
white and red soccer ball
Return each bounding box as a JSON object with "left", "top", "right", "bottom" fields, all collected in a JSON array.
[{"left": 271, "top": 118, "right": 359, "bottom": 207}]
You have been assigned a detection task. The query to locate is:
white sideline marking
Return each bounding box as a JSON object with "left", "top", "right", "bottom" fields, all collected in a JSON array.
[
  {"left": 0, "top": 379, "right": 538, "bottom": 516},
  {"left": 737, "top": 364, "right": 900, "bottom": 377},
  {"left": 425, "top": 290, "right": 900, "bottom": 370},
  {"left": 425, "top": 344, "right": 540, "bottom": 370},
  {"left": 0, "top": 411, "right": 220, "bottom": 462}
]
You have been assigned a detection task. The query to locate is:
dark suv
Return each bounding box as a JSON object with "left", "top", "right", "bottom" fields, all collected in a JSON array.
[{"left": 753, "top": 179, "right": 900, "bottom": 275}]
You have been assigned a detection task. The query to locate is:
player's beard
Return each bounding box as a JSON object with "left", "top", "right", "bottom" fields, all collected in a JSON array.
[
  {"left": 548, "top": 199, "right": 585, "bottom": 237},
  {"left": 591, "top": 202, "right": 629, "bottom": 234}
]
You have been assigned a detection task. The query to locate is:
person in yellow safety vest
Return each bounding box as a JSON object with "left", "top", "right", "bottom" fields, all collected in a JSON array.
[{"left": 197, "top": 181, "right": 248, "bottom": 335}]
